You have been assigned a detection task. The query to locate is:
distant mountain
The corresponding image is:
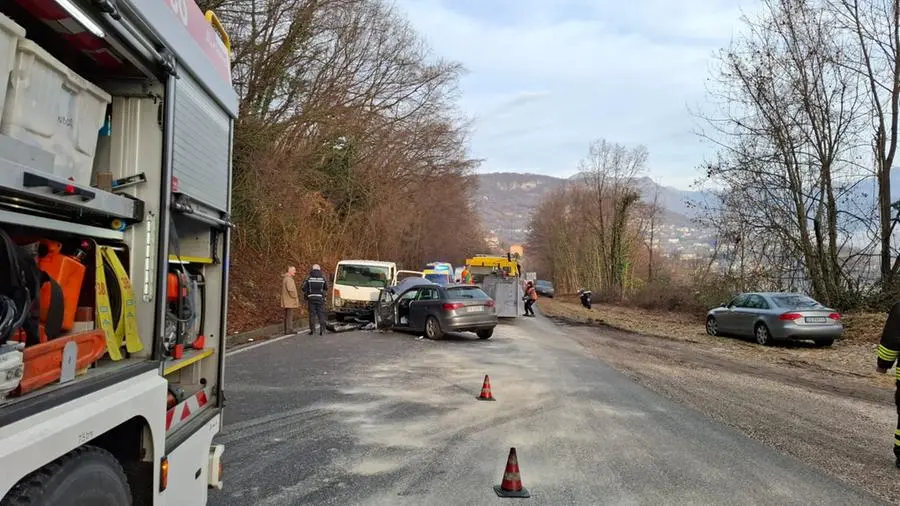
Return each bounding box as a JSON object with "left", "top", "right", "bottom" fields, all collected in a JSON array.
[
  {"left": 629, "top": 176, "right": 711, "bottom": 218},
  {"left": 475, "top": 172, "right": 708, "bottom": 246},
  {"left": 474, "top": 173, "right": 565, "bottom": 246}
]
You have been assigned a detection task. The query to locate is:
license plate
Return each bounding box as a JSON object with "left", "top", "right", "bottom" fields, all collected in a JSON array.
[
  {"left": 467, "top": 306, "right": 483, "bottom": 313},
  {"left": 805, "top": 316, "right": 826, "bottom": 323}
]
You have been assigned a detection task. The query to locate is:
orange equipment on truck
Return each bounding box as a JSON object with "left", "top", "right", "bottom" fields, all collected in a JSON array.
[{"left": 38, "top": 239, "right": 87, "bottom": 332}]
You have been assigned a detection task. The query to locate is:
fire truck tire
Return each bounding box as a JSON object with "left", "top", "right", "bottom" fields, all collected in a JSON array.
[{"left": 1, "top": 445, "right": 132, "bottom": 506}]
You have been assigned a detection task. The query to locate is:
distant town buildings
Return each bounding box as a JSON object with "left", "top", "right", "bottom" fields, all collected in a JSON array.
[
  {"left": 485, "top": 233, "right": 501, "bottom": 250},
  {"left": 647, "top": 221, "right": 716, "bottom": 259}
]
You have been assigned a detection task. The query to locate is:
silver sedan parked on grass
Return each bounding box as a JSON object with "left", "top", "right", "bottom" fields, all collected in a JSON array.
[{"left": 705, "top": 292, "right": 843, "bottom": 346}]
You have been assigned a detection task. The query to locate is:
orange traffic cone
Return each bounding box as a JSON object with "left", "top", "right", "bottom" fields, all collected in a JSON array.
[
  {"left": 494, "top": 447, "right": 530, "bottom": 498},
  {"left": 477, "top": 374, "right": 496, "bottom": 401}
]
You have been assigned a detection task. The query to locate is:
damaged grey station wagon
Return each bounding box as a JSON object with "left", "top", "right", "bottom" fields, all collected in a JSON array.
[{"left": 374, "top": 277, "right": 498, "bottom": 340}]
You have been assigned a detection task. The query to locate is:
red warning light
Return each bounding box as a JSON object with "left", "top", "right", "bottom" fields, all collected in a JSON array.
[{"left": 65, "top": 177, "right": 75, "bottom": 195}]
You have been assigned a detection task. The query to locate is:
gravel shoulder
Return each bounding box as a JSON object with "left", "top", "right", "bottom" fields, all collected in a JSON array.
[
  {"left": 540, "top": 298, "right": 900, "bottom": 503},
  {"left": 540, "top": 297, "right": 894, "bottom": 390}
]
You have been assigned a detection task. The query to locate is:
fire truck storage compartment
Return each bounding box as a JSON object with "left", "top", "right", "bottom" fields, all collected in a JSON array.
[
  {"left": 0, "top": 0, "right": 227, "bottom": 432},
  {"left": 2, "top": 38, "right": 111, "bottom": 186},
  {"left": 0, "top": 224, "right": 147, "bottom": 402},
  {"left": 0, "top": 0, "right": 165, "bottom": 405},
  {"left": 172, "top": 69, "right": 230, "bottom": 212},
  {"left": 163, "top": 218, "right": 224, "bottom": 432},
  {"left": 0, "top": 13, "right": 24, "bottom": 117},
  {"left": 0, "top": 1, "right": 147, "bottom": 227},
  {"left": 164, "top": 215, "right": 224, "bottom": 379}
]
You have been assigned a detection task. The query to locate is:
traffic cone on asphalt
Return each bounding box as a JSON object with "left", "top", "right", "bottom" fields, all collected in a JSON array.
[
  {"left": 494, "top": 447, "right": 530, "bottom": 498},
  {"left": 477, "top": 374, "right": 496, "bottom": 401}
]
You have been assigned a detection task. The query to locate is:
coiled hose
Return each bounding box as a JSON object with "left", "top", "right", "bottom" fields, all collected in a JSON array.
[{"left": 0, "top": 294, "right": 26, "bottom": 342}]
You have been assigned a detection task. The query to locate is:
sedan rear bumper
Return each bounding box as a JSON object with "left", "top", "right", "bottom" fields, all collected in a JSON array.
[
  {"left": 773, "top": 323, "right": 844, "bottom": 340},
  {"left": 442, "top": 313, "right": 498, "bottom": 332}
]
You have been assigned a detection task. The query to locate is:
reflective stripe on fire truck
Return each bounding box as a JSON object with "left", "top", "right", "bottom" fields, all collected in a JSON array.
[{"left": 166, "top": 387, "right": 211, "bottom": 432}]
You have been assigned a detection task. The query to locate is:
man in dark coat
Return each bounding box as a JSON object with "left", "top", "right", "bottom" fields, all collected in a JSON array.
[{"left": 301, "top": 264, "right": 328, "bottom": 335}]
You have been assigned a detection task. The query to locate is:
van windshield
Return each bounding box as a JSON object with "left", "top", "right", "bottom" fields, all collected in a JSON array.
[{"left": 335, "top": 264, "right": 391, "bottom": 288}]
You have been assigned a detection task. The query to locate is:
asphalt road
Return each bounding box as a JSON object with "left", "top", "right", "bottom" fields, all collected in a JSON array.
[{"left": 209, "top": 313, "right": 886, "bottom": 506}]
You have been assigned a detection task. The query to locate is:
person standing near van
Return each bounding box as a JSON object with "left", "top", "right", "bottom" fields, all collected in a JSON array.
[
  {"left": 302, "top": 264, "right": 328, "bottom": 335},
  {"left": 281, "top": 266, "right": 299, "bottom": 334}
]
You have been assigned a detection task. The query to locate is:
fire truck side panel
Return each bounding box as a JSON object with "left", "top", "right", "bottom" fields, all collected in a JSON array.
[
  {"left": 0, "top": 369, "right": 167, "bottom": 498},
  {"left": 162, "top": 412, "right": 221, "bottom": 505}
]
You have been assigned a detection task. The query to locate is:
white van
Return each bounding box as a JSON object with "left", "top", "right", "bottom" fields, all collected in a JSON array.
[{"left": 331, "top": 260, "right": 422, "bottom": 320}]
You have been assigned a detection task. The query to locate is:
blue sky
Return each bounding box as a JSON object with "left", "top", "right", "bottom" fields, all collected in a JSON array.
[{"left": 392, "top": 0, "right": 747, "bottom": 190}]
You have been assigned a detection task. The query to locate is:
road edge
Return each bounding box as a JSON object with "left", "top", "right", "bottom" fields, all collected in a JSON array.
[{"left": 225, "top": 318, "right": 309, "bottom": 354}]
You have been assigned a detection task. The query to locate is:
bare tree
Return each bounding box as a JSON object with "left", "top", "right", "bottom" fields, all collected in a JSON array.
[
  {"left": 829, "top": 0, "right": 900, "bottom": 295},
  {"left": 696, "top": 0, "right": 866, "bottom": 307},
  {"left": 579, "top": 139, "right": 648, "bottom": 296},
  {"left": 637, "top": 189, "right": 663, "bottom": 282}
]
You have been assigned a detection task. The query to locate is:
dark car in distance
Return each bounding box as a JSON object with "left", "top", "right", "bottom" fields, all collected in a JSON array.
[
  {"left": 374, "top": 279, "right": 498, "bottom": 339},
  {"left": 534, "top": 280, "right": 555, "bottom": 298}
]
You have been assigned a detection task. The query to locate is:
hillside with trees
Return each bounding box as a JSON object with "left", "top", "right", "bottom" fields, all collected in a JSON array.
[
  {"left": 475, "top": 172, "right": 704, "bottom": 247},
  {"left": 200, "top": 0, "right": 488, "bottom": 330}
]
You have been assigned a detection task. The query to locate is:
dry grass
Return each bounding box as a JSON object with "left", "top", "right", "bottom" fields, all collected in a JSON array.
[
  {"left": 539, "top": 295, "right": 895, "bottom": 389},
  {"left": 542, "top": 295, "right": 705, "bottom": 342}
]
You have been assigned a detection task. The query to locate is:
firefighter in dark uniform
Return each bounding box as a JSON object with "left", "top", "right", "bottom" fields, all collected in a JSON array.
[
  {"left": 302, "top": 264, "right": 328, "bottom": 336},
  {"left": 876, "top": 300, "right": 900, "bottom": 467}
]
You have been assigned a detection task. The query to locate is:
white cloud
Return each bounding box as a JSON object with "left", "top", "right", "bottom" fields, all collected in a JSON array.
[{"left": 392, "top": 0, "right": 746, "bottom": 189}]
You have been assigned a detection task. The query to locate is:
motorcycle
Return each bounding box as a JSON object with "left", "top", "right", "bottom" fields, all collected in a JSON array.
[{"left": 578, "top": 289, "right": 592, "bottom": 310}]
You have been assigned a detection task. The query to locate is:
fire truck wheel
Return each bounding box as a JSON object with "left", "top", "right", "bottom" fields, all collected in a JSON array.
[{"left": 1, "top": 445, "right": 132, "bottom": 506}]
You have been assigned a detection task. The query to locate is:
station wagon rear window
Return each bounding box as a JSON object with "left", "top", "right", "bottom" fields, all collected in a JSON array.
[{"left": 446, "top": 287, "right": 490, "bottom": 299}]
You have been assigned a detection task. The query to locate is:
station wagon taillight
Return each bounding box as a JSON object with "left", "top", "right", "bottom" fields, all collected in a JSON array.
[
  {"left": 779, "top": 312, "right": 803, "bottom": 321},
  {"left": 443, "top": 302, "right": 464, "bottom": 310}
]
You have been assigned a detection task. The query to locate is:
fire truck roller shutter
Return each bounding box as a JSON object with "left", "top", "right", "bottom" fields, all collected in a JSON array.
[{"left": 171, "top": 67, "right": 230, "bottom": 212}]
